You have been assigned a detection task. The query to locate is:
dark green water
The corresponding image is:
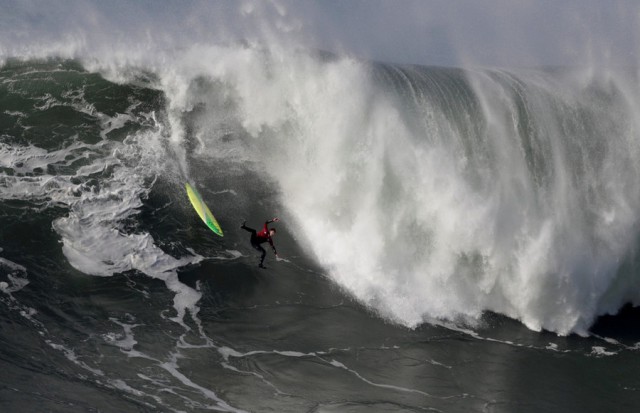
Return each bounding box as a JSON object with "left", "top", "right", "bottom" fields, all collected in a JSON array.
[{"left": 1, "top": 59, "right": 639, "bottom": 413}]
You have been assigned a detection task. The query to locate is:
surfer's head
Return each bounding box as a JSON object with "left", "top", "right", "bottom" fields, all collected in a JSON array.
[{"left": 269, "top": 228, "right": 276, "bottom": 237}]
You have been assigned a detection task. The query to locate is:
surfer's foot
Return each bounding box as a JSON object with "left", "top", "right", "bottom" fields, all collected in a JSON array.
[
  {"left": 241, "top": 220, "right": 246, "bottom": 229},
  {"left": 258, "top": 263, "right": 266, "bottom": 269}
]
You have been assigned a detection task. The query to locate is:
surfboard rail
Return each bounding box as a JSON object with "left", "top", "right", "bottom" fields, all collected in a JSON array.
[{"left": 185, "top": 183, "right": 224, "bottom": 237}]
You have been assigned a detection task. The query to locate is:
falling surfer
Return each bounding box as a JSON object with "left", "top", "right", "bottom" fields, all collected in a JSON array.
[{"left": 241, "top": 218, "right": 279, "bottom": 268}]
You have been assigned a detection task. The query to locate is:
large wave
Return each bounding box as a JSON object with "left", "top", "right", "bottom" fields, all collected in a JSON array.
[
  {"left": 80, "top": 44, "right": 640, "bottom": 336},
  {"left": 3, "top": 4, "right": 640, "bottom": 336}
]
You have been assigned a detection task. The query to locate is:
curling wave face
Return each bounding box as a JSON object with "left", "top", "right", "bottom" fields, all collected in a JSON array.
[
  {"left": 250, "top": 60, "right": 640, "bottom": 336},
  {"left": 110, "top": 45, "right": 640, "bottom": 336},
  {"left": 3, "top": 46, "right": 640, "bottom": 340}
]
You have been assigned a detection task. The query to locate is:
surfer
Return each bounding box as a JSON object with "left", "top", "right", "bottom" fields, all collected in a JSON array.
[{"left": 241, "top": 218, "right": 279, "bottom": 268}]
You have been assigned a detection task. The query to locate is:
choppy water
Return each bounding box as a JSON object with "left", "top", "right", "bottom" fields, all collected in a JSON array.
[{"left": 1, "top": 53, "right": 640, "bottom": 412}]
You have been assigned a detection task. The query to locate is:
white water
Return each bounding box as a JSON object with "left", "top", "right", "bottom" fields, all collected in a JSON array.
[
  {"left": 120, "top": 44, "right": 640, "bottom": 336},
  {"left": 0, "top": 80, "right": 253, "bottom": 410},
  {"left": 0, "top": 93, "right": 207, "bottom": 331},
  {"left": 3, "top": 3, "right": 640, "bottom": 336}
]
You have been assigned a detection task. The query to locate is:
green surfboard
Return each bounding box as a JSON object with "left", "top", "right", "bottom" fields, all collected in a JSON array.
[{"left": 185, "top": 183, "right": 224, "bottom": 237}]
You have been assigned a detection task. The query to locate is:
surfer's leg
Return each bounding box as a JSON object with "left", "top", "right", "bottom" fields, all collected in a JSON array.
[
  {"left": 242, "top": 223, "right": 259, "bottom": 245},
  {"left": 245, "top": 224, "right": 265, "bottom": 267},
  {"left": 250, "top": 241, "right": 266, "bottom": 267},
  {"left": 257, "top": 245, "right": 267, "bottom": 267},
  {"left": 241, "top": 222, "right": 255, "bottom": 232}
]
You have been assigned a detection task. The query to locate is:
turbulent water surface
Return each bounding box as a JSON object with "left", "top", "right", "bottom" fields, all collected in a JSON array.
[{"left": 1, "top": 49, "right": 640, "bottom": 412}]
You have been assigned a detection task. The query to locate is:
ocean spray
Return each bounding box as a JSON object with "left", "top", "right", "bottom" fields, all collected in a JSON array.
[{"left": 168, "top": 49, "right": 640, "bottom": 335}]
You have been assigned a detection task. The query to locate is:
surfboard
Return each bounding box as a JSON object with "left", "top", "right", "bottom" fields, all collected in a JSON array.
[{"left": 185, "top": 183, "right": 224, "bottom": 237}]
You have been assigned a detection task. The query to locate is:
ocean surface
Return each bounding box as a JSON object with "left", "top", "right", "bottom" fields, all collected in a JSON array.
[{"left": 1, "top": 51, "right": 640, "bottom": 413}]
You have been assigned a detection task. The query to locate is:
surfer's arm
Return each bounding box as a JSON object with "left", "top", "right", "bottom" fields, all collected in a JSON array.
[{"left": 266, "top": 217, "right": 279, "bottom": 224}]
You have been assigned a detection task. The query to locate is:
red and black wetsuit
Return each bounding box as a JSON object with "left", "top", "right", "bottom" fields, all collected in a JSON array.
[{"left": 241, "top": 220, "right": 277, "bottom": 267}]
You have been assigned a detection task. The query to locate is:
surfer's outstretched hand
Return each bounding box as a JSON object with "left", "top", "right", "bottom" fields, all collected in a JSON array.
[{"left": 272, "top": 217, "right": 280, "bottom": 222}]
